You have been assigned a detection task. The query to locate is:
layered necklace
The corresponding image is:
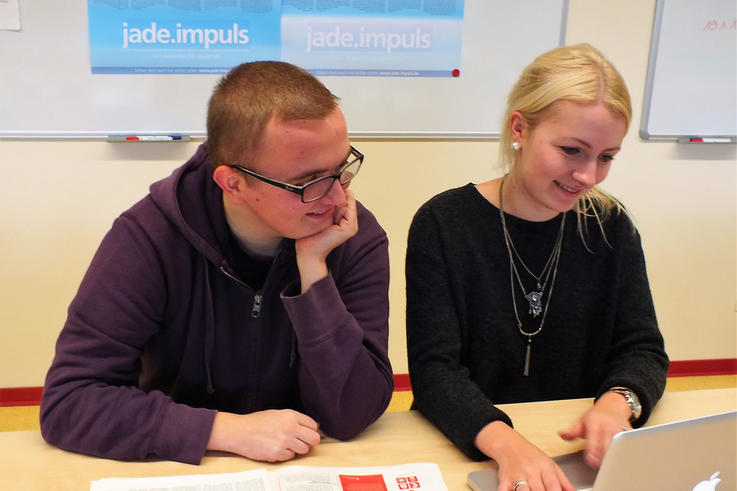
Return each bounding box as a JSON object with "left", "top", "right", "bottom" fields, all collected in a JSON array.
[{"left": 498, "top": 175, "right": 565, "bottom": 376}]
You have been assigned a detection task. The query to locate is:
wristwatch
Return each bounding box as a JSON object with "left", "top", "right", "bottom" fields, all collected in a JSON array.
[{"left": 608, "top": 387, "right": 642, "bottom": 422}]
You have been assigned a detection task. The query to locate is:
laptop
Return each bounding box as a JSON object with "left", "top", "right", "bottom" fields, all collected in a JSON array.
[{"left": 468, "top": 410, "right": 736, "bottom": 491}]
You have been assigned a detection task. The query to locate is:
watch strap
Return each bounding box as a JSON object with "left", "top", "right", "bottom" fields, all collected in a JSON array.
[{"left": 608, "top": 387, "right": 642, "bottom": 422}]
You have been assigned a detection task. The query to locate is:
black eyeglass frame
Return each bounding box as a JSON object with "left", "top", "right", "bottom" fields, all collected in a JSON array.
[{"left": 227, "top": 145, "right": 364, "bottom": 203}]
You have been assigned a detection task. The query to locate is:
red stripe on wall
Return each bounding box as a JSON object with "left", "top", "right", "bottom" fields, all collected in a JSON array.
[
  {"left": 0, "top": 386, "right": 43, "bottom": 407},
  {"left": 394, "top": 373, "right": 412, "bottom": 391},
  {"left": 667, "top": 358, "right": 737, "bottom": 377},
  {"left": 1, "top": 359, "right": 734, "bottom": 406}
]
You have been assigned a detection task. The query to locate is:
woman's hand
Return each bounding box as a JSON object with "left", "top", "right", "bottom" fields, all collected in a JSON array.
[
  {"left": 476, "top": 421, "right": 575, "bottom": 491},
  {"left": 559, "top": 391, "right": 633, "bottom": 468}
]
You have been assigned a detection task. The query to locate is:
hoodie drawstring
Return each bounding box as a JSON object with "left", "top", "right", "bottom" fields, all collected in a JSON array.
[{"left": 203, "top": 256, "right": 215, "bottom": 395}]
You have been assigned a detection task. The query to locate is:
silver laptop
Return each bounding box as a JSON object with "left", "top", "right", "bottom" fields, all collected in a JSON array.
[{"left": 468, "top": 410, "right": 736, "bottom": 491}]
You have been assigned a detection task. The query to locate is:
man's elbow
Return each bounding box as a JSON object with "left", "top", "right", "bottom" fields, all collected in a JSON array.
[{"left": 320, "top": 386, "right": 393, "bottom": 440}]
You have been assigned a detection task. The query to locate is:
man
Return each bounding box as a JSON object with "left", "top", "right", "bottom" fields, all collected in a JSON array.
[{"left": 40, "top": 61, "right": 393, "bottom": 465}]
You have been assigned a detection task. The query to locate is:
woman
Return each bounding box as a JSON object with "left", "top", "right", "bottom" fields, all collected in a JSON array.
[{"left": 405, "top": 44, "right": 668, "bottom": 491}]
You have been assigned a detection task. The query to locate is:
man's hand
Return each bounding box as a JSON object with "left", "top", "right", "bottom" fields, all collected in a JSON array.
[
  {"left": 295, "top": 189, "right": 358, "bottom": 293},
  {"left": 207, "top": 409, "right": 321, "bottom": 462}
]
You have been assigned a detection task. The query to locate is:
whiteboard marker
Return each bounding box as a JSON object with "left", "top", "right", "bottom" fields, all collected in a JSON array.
[
  {"left": 687, "top": 137, "right": 732, "bottom": 143},
  {"left": 108, "top": 135, "right": 190, "bottom": 142},
  {"left": 128, "top": 135, "right": 188, "bottom": 141}
]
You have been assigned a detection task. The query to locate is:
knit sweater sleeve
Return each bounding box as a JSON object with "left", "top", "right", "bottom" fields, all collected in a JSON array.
[
  {"left": 405, "top": 197, "right": 511, "bottom": 461},
  {"left": 594, "top": 215, "right": 669, "bottom": 426},
  {"left": 40, "top": 212, "right": 216, "bottom": 465},
  {"left": 280, "top": 203, "right": 394, "bottom": 441}
]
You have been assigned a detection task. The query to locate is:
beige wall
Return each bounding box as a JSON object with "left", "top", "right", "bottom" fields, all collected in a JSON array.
[{"left": 1, "top": 0, "right": 735, "bottom": 388}]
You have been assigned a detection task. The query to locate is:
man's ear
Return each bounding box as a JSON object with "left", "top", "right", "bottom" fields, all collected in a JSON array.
[{"left": 213, "top": 165, "right": 247, "bottom": 204}]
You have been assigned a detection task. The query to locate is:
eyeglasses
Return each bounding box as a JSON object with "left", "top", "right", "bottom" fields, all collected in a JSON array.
[{"left": 228, "top": 146, "right": 364, "bottom": 203}]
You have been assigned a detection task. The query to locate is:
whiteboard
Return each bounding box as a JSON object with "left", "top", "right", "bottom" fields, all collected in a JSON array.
[
  {"left": 640, "top": 0, "right": 737, "bottom": 141},
  {"left": 0, "top": 1, "right": 567, "bottom": 140}
]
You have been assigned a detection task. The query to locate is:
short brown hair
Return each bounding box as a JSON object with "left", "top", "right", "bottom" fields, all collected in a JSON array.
[{"left": 207, "top": 61, "right": 339, "bottom": 169}]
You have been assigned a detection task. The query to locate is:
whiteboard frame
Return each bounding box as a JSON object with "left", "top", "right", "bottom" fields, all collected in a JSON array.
[{"left": 640, "top": 0, "right": 737, "bottom": 142}]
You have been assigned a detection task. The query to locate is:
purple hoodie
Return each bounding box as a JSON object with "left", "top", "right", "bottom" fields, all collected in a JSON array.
[{"left": 40, "top": 143, "right": 393, "bottom": 464}]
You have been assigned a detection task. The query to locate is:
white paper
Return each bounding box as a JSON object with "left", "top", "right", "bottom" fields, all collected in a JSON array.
[
  {"left": 274, "top": 464, "right": 448, "bottom": 491},
  {"left": 0, "top": 0, "right": 21, "bottom": 31},
  {"left": 90, "top": 468, "right": 271, "bottom": 491},
  {"left": 89, "top": 463, "right": 448, "bottom": 491}
]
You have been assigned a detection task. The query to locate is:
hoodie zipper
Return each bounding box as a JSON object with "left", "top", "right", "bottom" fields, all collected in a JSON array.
[
  {"left": 218, "top": 265, "right": 263, "bottom": 318},
  {"left": 250, "top": 294, "right": 263, "bottom": 318}
]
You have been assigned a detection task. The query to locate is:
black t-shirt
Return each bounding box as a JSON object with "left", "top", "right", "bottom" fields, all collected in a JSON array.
[{"left": 223, "top": 230, "right": 273, "bottom": 291}]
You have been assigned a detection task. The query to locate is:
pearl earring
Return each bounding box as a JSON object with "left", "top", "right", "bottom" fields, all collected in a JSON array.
[{"left": 511, "top": 141, "right": 520, "bottom": 151}]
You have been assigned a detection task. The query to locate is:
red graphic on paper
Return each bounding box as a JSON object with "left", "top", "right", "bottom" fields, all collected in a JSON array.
[
  {"left": 396, "top": 475, "right": 421, "bottom": 489},
  {"left": 339, "top": 474, "right": 388, "bottom": 491}
]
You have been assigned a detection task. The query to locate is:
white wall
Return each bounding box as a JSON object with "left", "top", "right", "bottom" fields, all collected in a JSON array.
[{"left": 0, "top": 0, "right": 735, "bottom": 387}]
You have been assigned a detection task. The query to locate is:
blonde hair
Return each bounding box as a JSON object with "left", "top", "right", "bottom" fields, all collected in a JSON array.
[
  {"left": 207, "top": 61, "right": 339, "bottom": 170},
  {"left": 499, "top": 43, "right": 632, "bottom": 231}
]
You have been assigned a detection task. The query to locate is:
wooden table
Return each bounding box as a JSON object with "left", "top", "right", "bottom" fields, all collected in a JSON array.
[{"left": 2, "top": 388, "right": 734, "bottom": 490}]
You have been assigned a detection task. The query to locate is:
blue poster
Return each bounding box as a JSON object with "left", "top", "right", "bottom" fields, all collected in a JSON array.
[
  {"left": 88, "top": 0, "right": 281, "bottom": 73},
  {"left": 88, "top": 0, "right": 464, "bottom": 77},
  {"left": 280, "top": 1, "right": 464, "bottom": 77}
]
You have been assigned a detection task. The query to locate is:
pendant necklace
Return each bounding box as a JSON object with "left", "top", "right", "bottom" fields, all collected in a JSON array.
[
  {"left": 509, "top": 236, "right": 561, "bottom": 317},
  {"left": 498, "top": 175, "right": 565, "bottom": 376},
  {"left": 505, "top": 224, "right": 560, "bottom": 316}
]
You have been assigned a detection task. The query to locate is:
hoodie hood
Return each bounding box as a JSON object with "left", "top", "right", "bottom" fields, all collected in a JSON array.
[{"left": 149, "top": 142, "right": 229, "bottom": 268}]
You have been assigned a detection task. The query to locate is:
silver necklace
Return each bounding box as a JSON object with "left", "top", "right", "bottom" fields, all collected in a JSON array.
[
  {"left": 498, "top": 175, "right": 565, "bottom": 376},
  {"left": 507, "top": 227, "right": 559, "bottom": 292},
  {"left": 509, "top": 236, "right": 561, "bottom": 317}
]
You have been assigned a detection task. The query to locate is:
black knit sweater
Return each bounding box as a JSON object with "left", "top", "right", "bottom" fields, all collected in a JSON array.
[{"left": 405, "top": 184, "right": 669, "bottom": 460}]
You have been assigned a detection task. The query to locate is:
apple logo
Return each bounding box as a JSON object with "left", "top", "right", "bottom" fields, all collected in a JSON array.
[{"left": 692, "top": 471, "right": 721, "bottom": 491}]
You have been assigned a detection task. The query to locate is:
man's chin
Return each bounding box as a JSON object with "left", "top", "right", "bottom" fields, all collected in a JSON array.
[{"left": 291, "top": 223, "right": 332, "bottom": 241}]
